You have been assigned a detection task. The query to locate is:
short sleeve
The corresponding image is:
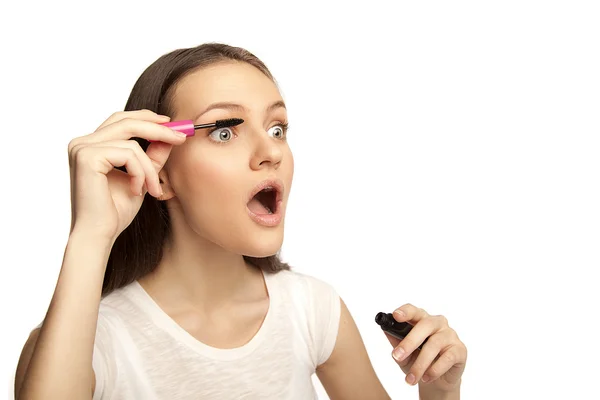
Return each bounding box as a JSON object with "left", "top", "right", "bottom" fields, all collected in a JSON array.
[{"left": 302, "top": 274, "right": 342, "bottom": 367}]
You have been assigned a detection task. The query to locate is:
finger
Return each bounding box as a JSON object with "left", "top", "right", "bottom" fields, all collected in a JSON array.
[
  {"left": 96, "top": 109, "right": 170, "bottom": 130},
  {"left": 144, "top": 140, "right": 175, "bottom": 176},
  {"left": 405, "top": 330, "right": 454, "bottom": 385},
  {"left": 75, "top": 146, "right": 146, "bottom": 196},
  {"left": 89, "top": 140, "right": 162, "bottom": 198},
  {"left": 392, "top": 345, "right": 419, "bottom": 370},
  {"left": 90, "top": 117, "right": 188, "bottom": 145},
  {"left": 421, "top": 345, "right": 466, "bottom": 385},
  {"left": 393, "top": 303, "right": 429, "bottom": 324},
  {"left": 392, "top": 315, "right": 447, "bottom": 362},
  {"left": 384, "top": 331, "right": 400, "bottom": 348}
]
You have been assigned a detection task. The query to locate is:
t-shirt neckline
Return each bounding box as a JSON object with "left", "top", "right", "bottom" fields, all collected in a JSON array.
[{"left": 125, "top": 268, "right": 278, "bottom": 361}]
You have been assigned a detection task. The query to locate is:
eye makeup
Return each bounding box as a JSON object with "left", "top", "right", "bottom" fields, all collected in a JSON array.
[
  {"left": 148, "top": 118, "right": 244, "bottom": 142},
  {"left": 206, "top": 121, "right": 290, "bottom": 141}
]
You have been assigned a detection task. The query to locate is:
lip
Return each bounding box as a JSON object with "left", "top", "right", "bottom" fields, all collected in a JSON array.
[{"left": 246, "top": 178, "right": 284, "bottom": 227}]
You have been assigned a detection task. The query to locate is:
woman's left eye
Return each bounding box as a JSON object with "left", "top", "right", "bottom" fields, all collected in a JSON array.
[{"left": 268, "top": 124, "right": 288, "bottom": 139}]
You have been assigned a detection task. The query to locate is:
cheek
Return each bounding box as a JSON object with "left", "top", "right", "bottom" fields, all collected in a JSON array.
[
  {"left": 193, "top": 159, "right": 233, "bottom": 187},
  {"left": 284, "top": 148, "right": 294, "bottom": 191},
  {"left": 174, "top": 149, "right": 246, "bottom": 207}
]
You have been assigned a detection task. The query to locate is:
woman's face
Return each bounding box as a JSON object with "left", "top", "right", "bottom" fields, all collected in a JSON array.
[{"left": 162, "top": 61, "right": 294, "bottom": 257}]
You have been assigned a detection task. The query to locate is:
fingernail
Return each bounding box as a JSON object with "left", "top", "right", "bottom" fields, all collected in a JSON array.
[
  {"left": 172, "top": 129, "right": 187, "bottom": 138},
  {"left": 406, "top": 373, "right": 416, "bottom": 385},
  {"left": 394, "top": 310, "right": 405, "bottom": 318},
  {"left": 392, "top": 347, "right": 405, "bottom": 361},
  {"left": 422, "top": 374, "right": 430, "bottom": 383}
]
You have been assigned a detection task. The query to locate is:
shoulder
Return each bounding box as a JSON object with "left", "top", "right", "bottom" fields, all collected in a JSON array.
[
  {"left": 269, "top": 268, "right": 341, "bottom": 315},
  {"left": 270, "top": 268, "right": 339, "bottom": 298},
  {"left": 94, "top": 282, "right": 143, "bottom": 344},
  {"left": 270, "top": 269, "right": 342, "bottom": 367},
  {"left": 97, "top": 284, "right": 135, "bottom": 324},
  {"left": 92, "top": 284, "right": 145, "bottom": 397}
]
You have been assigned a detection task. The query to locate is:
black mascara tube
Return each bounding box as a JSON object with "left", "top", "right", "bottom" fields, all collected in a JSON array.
[{"left": 375, "top": 312, "right": 428, "bottom": 350}]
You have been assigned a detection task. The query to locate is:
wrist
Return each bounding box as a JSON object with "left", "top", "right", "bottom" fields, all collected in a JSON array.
[
  {"left": 419, "top": 380, "right": 461, "bottom": 400},
  {"left": 69, "top": 225, "right": 116, "bottom": 250},
  {"left": 66, "top": 228, "right": 116, "bottom": 266}
]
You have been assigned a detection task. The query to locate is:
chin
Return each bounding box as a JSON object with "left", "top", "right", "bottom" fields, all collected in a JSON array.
[{"left": 240, "top": 231, "right": 284, "bottom": 258}]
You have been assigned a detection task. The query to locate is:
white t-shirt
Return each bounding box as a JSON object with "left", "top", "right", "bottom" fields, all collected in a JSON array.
[{"left": 85, "top": 269, "right": 341, "bottom": 399}]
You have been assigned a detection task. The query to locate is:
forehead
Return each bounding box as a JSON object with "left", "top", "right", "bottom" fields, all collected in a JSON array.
[{"left": 171, "top": 62, "right": 282, "bottom": 115}]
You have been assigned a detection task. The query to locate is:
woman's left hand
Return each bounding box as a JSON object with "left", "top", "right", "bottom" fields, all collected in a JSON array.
[{"left": 385, "top": 303, "right": 467, "bottom": 392}]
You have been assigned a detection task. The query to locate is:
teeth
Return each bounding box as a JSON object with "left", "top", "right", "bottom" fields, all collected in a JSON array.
[{"left": 265, "top": 206, "right": 273, "bottom": 214}]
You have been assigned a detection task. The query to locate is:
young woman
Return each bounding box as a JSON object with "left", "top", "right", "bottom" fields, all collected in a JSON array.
[{"left": 15, "top": 43, "right": 467, "bottom": 399}]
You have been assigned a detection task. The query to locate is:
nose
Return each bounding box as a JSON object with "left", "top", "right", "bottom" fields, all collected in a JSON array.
[{"left": 249, "top": 128, "right": 283, "bottom": 171}]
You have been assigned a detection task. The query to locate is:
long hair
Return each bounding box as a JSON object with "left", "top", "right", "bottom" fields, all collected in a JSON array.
[{"left": 102, "top": 43, "right": 290, "bottom": 296}]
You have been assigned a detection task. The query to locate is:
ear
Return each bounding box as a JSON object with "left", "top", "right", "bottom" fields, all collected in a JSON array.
[{"left": 158, "top": 169, "right": 176, "bottom": 201}]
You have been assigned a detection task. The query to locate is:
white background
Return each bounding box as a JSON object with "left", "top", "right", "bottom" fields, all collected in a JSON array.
[{"left": 2, "top": 1, "right": 599, "bottom": 399}]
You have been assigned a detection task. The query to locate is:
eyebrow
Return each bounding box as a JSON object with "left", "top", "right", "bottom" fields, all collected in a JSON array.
[{"left": 193, "top": 100, "right": 286, "bottom": 121}]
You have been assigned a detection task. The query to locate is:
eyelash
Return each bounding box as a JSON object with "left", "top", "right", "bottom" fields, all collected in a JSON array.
[
  {"left": 276, "top": 122, "right": 290, "bottom": 139},
  {"left": 207, "top": 122, "right": 290, "bottom": 144}
]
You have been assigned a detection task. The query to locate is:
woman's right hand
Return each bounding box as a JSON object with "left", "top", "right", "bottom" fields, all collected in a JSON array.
[{"left": 67, "top": 109, "right": 188, "bottom": 243}]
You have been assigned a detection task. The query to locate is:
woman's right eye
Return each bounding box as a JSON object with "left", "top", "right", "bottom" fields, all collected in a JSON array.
[{"left": 208, "top": 127, "right": 234, "bottom": 142}]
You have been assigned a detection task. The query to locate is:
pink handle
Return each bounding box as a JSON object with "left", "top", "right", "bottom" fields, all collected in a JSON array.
[{"left": 148, "top": 120, "right": 195, "bottom": 142}]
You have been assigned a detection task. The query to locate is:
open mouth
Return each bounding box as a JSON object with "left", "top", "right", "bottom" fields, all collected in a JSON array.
[{"left": 247, "top": 186, "right": 278, "bottom": 215}]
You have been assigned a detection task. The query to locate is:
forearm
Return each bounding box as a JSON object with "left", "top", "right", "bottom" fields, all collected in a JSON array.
[{"left": 18, "top": 230, "right": 112, "bottom": 399}]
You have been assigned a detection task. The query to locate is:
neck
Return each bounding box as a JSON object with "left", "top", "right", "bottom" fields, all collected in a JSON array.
[{"left": 138, "top": 226, "right": 262, "bottom": 310}]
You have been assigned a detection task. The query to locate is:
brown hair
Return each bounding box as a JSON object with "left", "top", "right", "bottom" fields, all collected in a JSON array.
[{"left": 102, "top": 43, "right": 290, "bottom": 296}]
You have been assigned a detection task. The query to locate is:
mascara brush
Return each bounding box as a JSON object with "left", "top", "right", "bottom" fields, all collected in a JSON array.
[{"left": 149, "top": 118, "right": 244, "bottom": 142}]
